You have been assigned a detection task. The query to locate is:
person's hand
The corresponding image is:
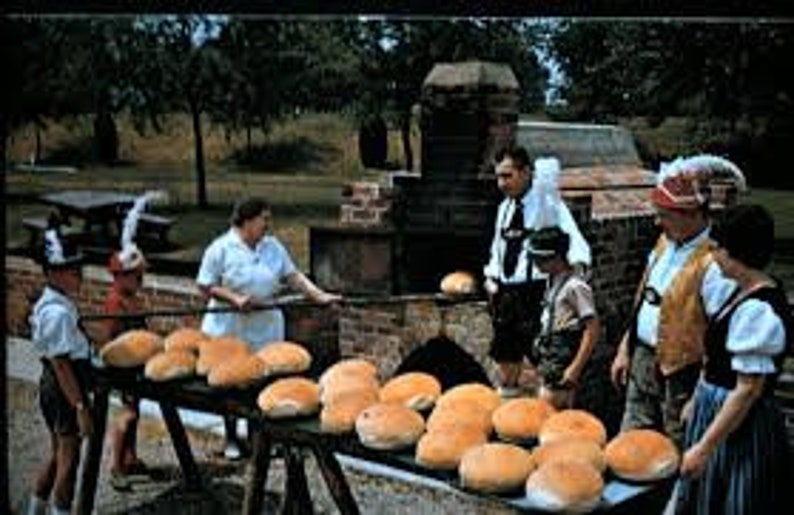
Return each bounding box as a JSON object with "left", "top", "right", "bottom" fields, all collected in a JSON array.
[
  {"left": 680, "top": 442, "right": 711, "bottom": 479},
  {"left": 680, "top": 396, "right": 695, "bottom": 425},
  {"left": 233, "top": 293, "right": 253, "bottom": 311},
  {"left": 484, "top": 278, "right": 498, "bottom": 301},
  {"left": 610, "top": 347, "right": 630, "bottom": 389},
  {"left": 76, "top": 404, "right": 94, "bottom": 438},
  {"left": 316, "top": 291, "right": 342, "bottom": 305}
]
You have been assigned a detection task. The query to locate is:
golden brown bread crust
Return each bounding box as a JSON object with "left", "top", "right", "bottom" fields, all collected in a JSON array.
[
  {"left": 207, "top": 354, "right": 266, "bottom": 388},
  {"left": 196, "top": 335, "right": 251, "bottom": 375},
  {"left": 257, "top": 377, "right": 321, "bottom": 418},
  {"left": 379, "top": 372, "right": 442, "bottom": 411},
  {"left": 440, "top": 271, "right": 477, "bottom": 296},
  {"left": 163, "top": 327, "right": 208, "bottom": 354},
  {"left": 144, "top": 350, "right": 197, "bottom": 381},
  {"left": 320, "top": 373, "right": 380, "bottom": 405},
  {"left": 100, "top": 329, "right": 164, "bottom": 367},
  {"left": 492, "top": 397, "right": 557, "bottom": 442},
  {"left": 539, "top": 409, "right": 607, "bottom": 447},
  {"left": 355, "top": 403, "right": 426, "bottom": 451},
  {"left": 319, "top": 358, "right": 378, "bottom": 389},
  {"left": 525, "top": 460, "right": 604, "bottom": 513},
  {"left": 319, "top": 389, "right": 380, "bottom": 434},
  {"left": 435, "top": 383, "right": 502, "bottom": 415},
  {"left": 255, "top": 341, "right": 312, "bottom": 376},
  {"left": 531, "top": 439, "right": 606, "bottom": 473},
  {"left": 604, "top": 429, "right": 680, "bottom": 482},
  {"left": 458, "top": 442, "right": 536, "bottom": 494},
  {"left": 415, "top": 425, "right": 488, "bottom": 470},
  {"left": 425, "top": 399, "right": 494, "bottom": 436}
]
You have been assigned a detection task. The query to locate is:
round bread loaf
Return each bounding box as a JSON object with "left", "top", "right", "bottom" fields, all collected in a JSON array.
[
  {"left": 532, "top": 439, "right": 606, "bottom": 473},
  {"left": 320, "top": 373, "right": 380, "bottom": 405},
  {"left": 163, "top": 327, "right": 207, "bottom": 354},
  {"left": 255, "top": 341, "right": 312, "bottom": 376},
  {"left": 525, "top": 460, "right": 604, "bottom": 513},
  {"left": 435, "top": 383, "right": 501, "bottom": 414},
  {"left": 319, "top": 358, "right": 378, "bottom": 389},
  {"left": 458, "top": 442, "right": 535, "bottom": 494},
  {"left": 440, "top": 271, "right": 477, "bottom": 296},
  {"left": 492, "top": 397, "right": 557, "bottom": 442},
  {"left": 539, "top": 409, "right": 607, "bottom": 447},
  {"left": 379, "top": 372, "right": 442, "bottom": 411},
  {"left": 415, "top": 425, "right": 488, "bottom": 470},
  {"left": 196, "top": 336, "right": 251, "bottom": 375},
  {"left": 604, "top": 429, "right": 680, "bottom": 482},
  {"left": 355, "top": 403, "right": 425, "bottom": 451},
  {"left": 207, "top": 354, "right": 266, "bottom": 388},
  {"left": 100, "top": 329, "right": 164, "bottom": 368},
  {"left": 425, "top": 400, "right": 494, "bottom": 436},
  {"left": 144, "top": 350, "right": 196, "bottom": 381},
  {"left": 320, "top": 389, "right": 380, "bottom": 434},
  {"left": 257, "top": 377, "right": 321, "bottom": 419}
]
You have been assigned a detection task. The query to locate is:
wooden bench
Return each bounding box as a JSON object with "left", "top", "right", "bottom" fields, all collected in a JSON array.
[{"left": 137, "top": 212, "right": 176, "bottom": 246}]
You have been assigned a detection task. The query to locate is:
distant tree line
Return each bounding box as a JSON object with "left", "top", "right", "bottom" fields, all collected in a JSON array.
[{"left": 2, "top": 16, "right": 792, "bottom": 203}]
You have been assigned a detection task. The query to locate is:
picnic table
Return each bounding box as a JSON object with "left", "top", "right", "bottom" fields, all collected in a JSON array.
[{"left": 75, "top": 367, "right": 674, "bottom": 515}]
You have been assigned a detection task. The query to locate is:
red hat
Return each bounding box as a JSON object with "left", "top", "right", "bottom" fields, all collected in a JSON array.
[
  {"left": 651, "top": 154, "right": 746, "bottom": 211},
  {"left": 108, "top": 247, "right": 147, "bottom": 274}
]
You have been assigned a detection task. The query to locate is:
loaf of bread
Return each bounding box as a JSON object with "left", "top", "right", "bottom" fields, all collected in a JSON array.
[
  {"left": 604, "top": 429, "right": 680, "bottom": 482},
  {"left": 440, "top": 271, "right": 477, "bottom": 296},
  {"left": 532, "top": 438, "right": 606, "bottom": 473},
  {"left": 207, "top": 354, "right": 266, "bottom": 388},
  {"left": 525, "top": 460, "right": 604, "bottom": 513},
  {"left": 320, "top": 389, "right": 380, "bottom": 435},
  {"left": 196, "top": 335, "right": 251, "bottom": 376},
  {"left": 415, "top": 425, "right": 488, "bottom": 470},
  {"left": 319, "top": 358, "right": 378, "bottom": 389},
  {"left": 435, "top": 382, "right": 502, "bottom": 415},
  {"left": 255, "top": 341, "right": 312, "bottom": 376},
  {"left": 539, "top": 409, "right": 607, "bottom": 447},
  {"left": 355, "top": 403, "right": 425, "bottom": 451},
  {"left": 379, "top": 372, "right": 442, "bottom": 411},
  {"left": 163, "top": 327, "right": 208, "bottom": 354},
  {"left": 492, "top": 397, "right": 557, "bottom": 442},
  {"left": 144, "top": 350, "right": 197, "bottom": 382},
  {"left": 257, "top": 377, "right": 321, "bottom": 419},
  {"left": 320, "top": 372, "right": 380, "bottom": 406},
  {"left": 458, "top": 442, "right": 535, "bottom": 494},
  {"left": 100, "top": 329, "right": 164, "bottom": 368}
]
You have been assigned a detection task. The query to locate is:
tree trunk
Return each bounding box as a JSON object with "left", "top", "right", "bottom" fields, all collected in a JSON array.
[
  {"left": 400, "top": 113, "right": 413, "bottom": 172},
  {"left": 246, "top": 124, "right": 252, "bottom": 160},
  {"left": 35, "top": 124, "right": 41, "bottom": 163},
  {"left": 190, "top": 101, "right": 209, "bottom": 209},
  {"left": 93, "top": 110, "right": 118, "bottom": 165},
  {"left": 0, "top": 119, "right": 8, "bottom": 173}
]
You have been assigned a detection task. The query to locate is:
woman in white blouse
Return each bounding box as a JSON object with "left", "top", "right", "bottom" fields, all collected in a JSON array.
[{"left": 676, "top": 204, "right": 792, "bottom": 515}]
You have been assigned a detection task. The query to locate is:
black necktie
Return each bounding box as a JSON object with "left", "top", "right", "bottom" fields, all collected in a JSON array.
[{"left": 503, "top": 200, "right": 524, "bottom": 277}]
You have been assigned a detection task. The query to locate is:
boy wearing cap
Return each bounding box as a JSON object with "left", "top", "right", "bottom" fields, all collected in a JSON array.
[
  {"left": 530, "top": 227, "right": 600, "bottom": 409},
  {"left": 27, "top": 217, "right": 93, "bottom": 515}
]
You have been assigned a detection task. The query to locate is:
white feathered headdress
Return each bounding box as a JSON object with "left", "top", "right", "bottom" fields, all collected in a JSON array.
[
  {"left": 42, "top": 213, "right": 83, "bottom": 268},
  {"left": 114, "top": 190, "right": 167, "bottom": 272},
  {"left": 653, "top": 153, "right": 747, "bottom": 210},
  {"left": 528, "top": 156, "right": 562, "bottom": 229}
]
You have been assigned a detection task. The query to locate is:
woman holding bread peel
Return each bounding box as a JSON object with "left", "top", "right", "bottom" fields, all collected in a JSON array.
[
  {"left": 196, "top": 196, "right": 342, "bottom": 459},
  {"left": 676, "top": 204, "right": 792, "bottom": 515},
  {"left": 26, "top": 215, "right": 93, "bottom": 515}
]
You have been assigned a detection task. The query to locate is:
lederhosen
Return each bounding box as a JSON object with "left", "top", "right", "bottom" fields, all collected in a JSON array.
[
  {"left": 40, "top": 357, "right": 91, "bottom": 436},
  {"left": 533, "top": 273, "right": 583, "bottom": 388}
]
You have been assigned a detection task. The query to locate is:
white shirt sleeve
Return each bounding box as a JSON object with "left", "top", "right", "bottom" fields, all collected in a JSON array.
[
  {"left": 37, "top": 305, "right": 79, "bottom": 358},
  {"left": 727, "top": 298, "right": 787, "bottom": 375},
  {"left": 701, "top": 262, "right": 740, "bottom": 317},
  {"left": 196, "top": 239, "right": 223, "bottom": 288},
  {"left": 483, "top": 201, "right": 506, "bottom": 280},
  {"left": 271, "top": 237, "right": 298, "bottom": 278},
  {"left": 557, "top": 201, "right": 591, "bottom": 266}
]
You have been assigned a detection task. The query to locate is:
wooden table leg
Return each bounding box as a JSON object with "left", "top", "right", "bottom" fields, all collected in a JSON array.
[
  {"left": 313, "top": 448, "right": 360, "bottom": 515},
  {"left": 75, "top": 385, "right": 109, "bottom": 515},
  {"left": 283, "top": 446, "right": 313, "bottom": 515},
  {"left": 158, "top": 401, "right": 203, "bottom": 490},
  {"left": 242, "top": 420, "right": 273, "bottom": 515}
]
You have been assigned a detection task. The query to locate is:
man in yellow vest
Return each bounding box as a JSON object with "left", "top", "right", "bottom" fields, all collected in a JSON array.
[{"left": 610, "top": 155, "right": 746, "bottom": 448}]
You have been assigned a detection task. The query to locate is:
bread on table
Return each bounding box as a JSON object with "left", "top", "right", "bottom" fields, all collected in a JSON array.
[
  {"left": 440, "top": 271, "right": 477, "bottom": 296},
  {"left": 144, "top": 350, "right": 197, "bottom": 382},
  {"left": 319, "top": 358, "right": 378, "bottom": 389},
  {"left": 320, "top": 389, "right": 380, "bottom": 435},
  {"left": 539, "top": 409, "right": 607, "bottom": 447},
  {"left": 355, "top": 403, "right": 425, "bottom": 451},
  {"left": 425, "top": 399, "right": 494, "bottom": 436},
  {"left": 458, "top": 442, "right": 535, "bottom": 494},
  {"left": 320, "top": 373, "right": 380, "bottom": 406},
  {"left": 163, "top": 327, "right": 208, "bottom": 354},
  {"left": 492, "top": 397, "right": 557, "bottom": 442},
  {"left": 255, "top": 341, "right": 312, "bottom": 376},
  {"left": 604, "top": 429, "right": 680, "bottom": 482},
  {"left": 435, "top": 382, "right": 502, "bottom": 415},
  {"left": 207, "top": 354, "right": 266, "bottom": 388},
  {"left": 196, "top": 335, "right": 251, "bottom": 376},
  {"left": 525, "top": 460, "right": 604, "bottom": 513},
  {"left": 415, "top": 425, "right": 488, "bottom": 470},
  {"left": 531, "top": 439, "right": 606, "bottom": 473},
  {"left": 257, "top": 377, "right": 321, "bottom": 419},
  {"left": 379, "top": 372, "right": 442, "bottom": 411},
  {"left": 100, "top": 329, "right": 164, "bottom": 368}
]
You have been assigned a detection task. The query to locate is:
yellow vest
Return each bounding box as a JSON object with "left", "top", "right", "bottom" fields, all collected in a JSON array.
[{"left": 633, "top": 234, "right": 716, "bottom": 376}]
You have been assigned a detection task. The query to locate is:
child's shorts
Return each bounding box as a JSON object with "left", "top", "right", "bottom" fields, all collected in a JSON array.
[{"left": 39, "top": 358, "right": 90, "bottom": 436}]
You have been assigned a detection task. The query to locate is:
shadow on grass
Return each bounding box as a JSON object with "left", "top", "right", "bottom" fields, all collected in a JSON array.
[
  {"left": 38, "top": 135, "right": 134, "bottom": 167},
  {"left": 228, "top": 137, "right": 337, "bottom": 173}
]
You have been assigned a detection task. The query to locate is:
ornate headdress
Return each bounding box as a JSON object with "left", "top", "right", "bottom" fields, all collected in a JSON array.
[
  {"left": 108, "top": 191, "right": 165, "bottom": 273},
  {"left": 652, "top": 154, "right": 747, "bottom": 210},
  {"left": 41, "top": 212, "right": 83, "bottom": 269}
]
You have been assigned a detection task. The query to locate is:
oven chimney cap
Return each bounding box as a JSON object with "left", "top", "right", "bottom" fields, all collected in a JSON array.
[{"left": 422, "top": 61, "right": 519, "bottom": 91}]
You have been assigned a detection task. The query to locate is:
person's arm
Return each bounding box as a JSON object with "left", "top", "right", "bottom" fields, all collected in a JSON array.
[
  {"left": 680, "top": 373, "right": 763, "bottom": 478},
  {"left": 286, "top": 272, "right": 342, "bottom": 304},
  {"left": 563, "top": 316, "right": 600, "bottom": 387},
  {"left": 49, "top": 356, "right": 93, "bottom": 436},
  {"left": 198, "top": 284, "right": 252, "bottom": 310},
  {"left": 483, "top": 201, "right": 505, "bottom": 298}
]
